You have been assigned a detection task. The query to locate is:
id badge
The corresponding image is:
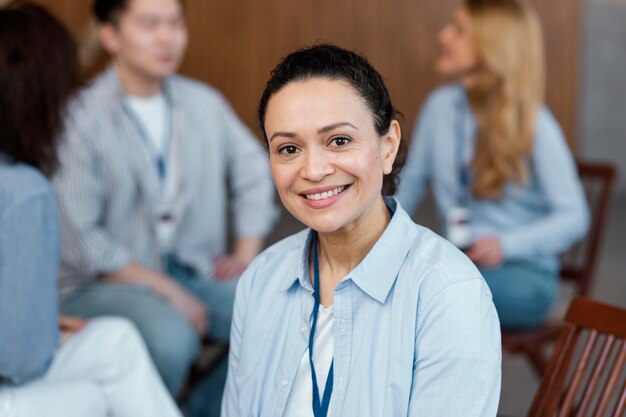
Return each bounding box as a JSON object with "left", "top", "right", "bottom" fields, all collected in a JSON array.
[
  {"left": 446, "top": 206, "right": 472, "bottom": 251},
  {"left": 156, "top": 213, "right": 176, "bottom": 253}
]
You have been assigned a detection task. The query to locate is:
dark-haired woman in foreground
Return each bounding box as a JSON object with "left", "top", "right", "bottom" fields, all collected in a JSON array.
[
  {"left": 221, "top": 44, "right": 500, "bottom": 417},
  {"left": 0, "top": 3, "right": 182, "bottom": 416}
]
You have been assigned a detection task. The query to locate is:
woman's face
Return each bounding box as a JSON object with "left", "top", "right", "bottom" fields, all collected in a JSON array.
[
  {"left": 436, "top": 6, "right": 480, "bottom": 78},
  {"left": 264, "top": 77, "right": 400, "bottom": 235}
]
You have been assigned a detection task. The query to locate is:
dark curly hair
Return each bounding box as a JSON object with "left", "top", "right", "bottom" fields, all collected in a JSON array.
[
  {"left": 258, "top": 43, "right": 406, "bottom": 195},
  {"left": 0, "top": 1, "right": 80, "bottom": 177}
]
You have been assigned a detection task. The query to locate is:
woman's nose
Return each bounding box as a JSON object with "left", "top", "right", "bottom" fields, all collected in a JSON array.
[{"left": 301, "top": 148, "right": 334, "bottom": 182}]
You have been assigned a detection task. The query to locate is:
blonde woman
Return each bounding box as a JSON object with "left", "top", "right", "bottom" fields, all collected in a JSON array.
[{"left": 397, "top": 0, "right": 589, "bottom": 329}]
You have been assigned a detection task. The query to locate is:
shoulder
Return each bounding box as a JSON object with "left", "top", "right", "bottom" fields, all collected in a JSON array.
[
  {"left": 535, "top": 106, "right": 563, "bottom": 137},
  {"left": 413, "top": 84, "right": 465, "bottom": 137},
  {"left": 402, "top": 222, "right": 488, "bottom": 313},
  {"left": 532, "top": 106, "right": 570, "bottom": 155},
  {"left": 167, "top": 74, "right": 228, "bottom": 109},
  {"left": 421, "top": 83, "right": 465, "bottom": 114},
  {"left": 64, "top": 70, "right": 122, "bottom": 135},
  {"left": 236, "top": 229, "right": 309, "bottom": 295},
  {"left": 0, "top": 162, "right": 54, "bottom": 218}
]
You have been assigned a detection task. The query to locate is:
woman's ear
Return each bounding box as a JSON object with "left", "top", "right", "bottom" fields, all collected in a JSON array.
[{"left": 381, "top": 120, "right": 401, "bottom": 175}]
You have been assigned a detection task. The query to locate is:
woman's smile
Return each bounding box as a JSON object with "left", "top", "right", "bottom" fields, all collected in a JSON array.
[{"left": 265, "top": 78, "right": 397, "bottom": 234}]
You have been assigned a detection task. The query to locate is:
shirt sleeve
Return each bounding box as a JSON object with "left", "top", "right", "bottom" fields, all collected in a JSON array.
[
  {"left": 216, "top": 94, "right": 279, "bottom": 238},
  {"left": 54, "top": 119, "right": 134, "bottom": 277},
  {"left": 500, "top": 108, "right": 590, "bottom": 260},
  {"left": 396, "top": 98, "right": 433, "bottom": 216},
  {"left": 0, "top": 190, "right": 60, "bottom": 384},
  {"left": 408, "top": 273, "right": 501, "bottom": 416}
]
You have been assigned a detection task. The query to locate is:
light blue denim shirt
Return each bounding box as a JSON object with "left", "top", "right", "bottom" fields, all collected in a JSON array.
[
  {"left": 222, "top": 197, "right": 501, "bottom": 417},
  {"left": 396, "top": 85, "right": 589, "bottom": 272},
  {"left": 0, "top": 156, "right": 59, "bottom": 384}
]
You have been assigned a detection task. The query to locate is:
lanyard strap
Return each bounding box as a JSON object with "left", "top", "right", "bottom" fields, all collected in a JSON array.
[
  {"left": 309, "top": 232, "right": 334, "bottom": 417},
  {"left": 455, "top": 98, "right": 472, "bottom": 206},
  {"left": 123, "top": 102, "right": 173, "bottom": 181}
]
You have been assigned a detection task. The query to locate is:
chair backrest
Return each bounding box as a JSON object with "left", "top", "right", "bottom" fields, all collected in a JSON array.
[
  {"left": 528, "top": 297, "right": 626, "bottom": 417},
  {"left": 560, "top": 161, "right": 616, "bottom": 297}
]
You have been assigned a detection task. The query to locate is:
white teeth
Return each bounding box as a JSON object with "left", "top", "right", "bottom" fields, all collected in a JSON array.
[{"left": 305, "top": 185, "right": 346, "bottom": 201}]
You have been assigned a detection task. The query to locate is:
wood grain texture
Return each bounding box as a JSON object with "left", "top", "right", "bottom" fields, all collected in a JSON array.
[{"left": 31, "top": 0, "right": 581, "bottom": 147}]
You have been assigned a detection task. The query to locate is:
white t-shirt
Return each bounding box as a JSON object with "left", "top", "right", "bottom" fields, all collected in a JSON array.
[
  {"left": 284, "top": 304, "right": 334, "bottom": 417},
  {"left": 126, "top": 92, "right": 168, "bottom": 154}
]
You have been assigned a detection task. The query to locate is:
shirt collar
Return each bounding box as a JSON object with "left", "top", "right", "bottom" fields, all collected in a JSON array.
[
  {"left": 349, "top": 197, "right": 417, "bottom": 303},
  {"left": 277, "top": 197, "right": 417, "bottom": 304},
  {"left": 277, "top": 229, "right": 314, "bottom": 293}
]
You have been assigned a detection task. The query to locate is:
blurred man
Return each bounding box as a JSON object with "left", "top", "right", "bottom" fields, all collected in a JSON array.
[{"left": 54, "top": 0, "right": 277, "bottom": 414}]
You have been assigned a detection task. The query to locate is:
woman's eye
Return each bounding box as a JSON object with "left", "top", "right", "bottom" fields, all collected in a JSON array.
[
  {"left": 278, "top": 145, "right": 299, "bottom": 155},
  {"left": 330, "top": 136, "right": 350, "bottom": 147}
]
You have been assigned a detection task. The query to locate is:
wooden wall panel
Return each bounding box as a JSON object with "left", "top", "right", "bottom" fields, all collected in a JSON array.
[{"left": 30, "top": 0, "right": 581, "bottom": 146}]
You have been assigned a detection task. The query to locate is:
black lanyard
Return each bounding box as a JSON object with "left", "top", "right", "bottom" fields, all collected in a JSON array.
[{"left": 309, "top": 232, "right": 334, "bottom": 417}]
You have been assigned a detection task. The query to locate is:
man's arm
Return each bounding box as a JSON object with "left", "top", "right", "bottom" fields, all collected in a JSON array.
[
  {"left": 213, "top": 94, "right": 278, "bottom": 279},
  {"left": 102, "top": 262, "right": 208, "bottom": 335}
]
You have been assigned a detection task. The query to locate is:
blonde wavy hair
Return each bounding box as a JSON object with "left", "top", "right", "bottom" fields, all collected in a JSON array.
[{"left": 464, "top": 0, "right": 545, "bottom": 199}]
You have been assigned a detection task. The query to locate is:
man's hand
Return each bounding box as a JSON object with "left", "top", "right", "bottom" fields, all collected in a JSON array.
[
  {"left": 59, "top": 315, "right": 88, "bottom": 345},
  {"left": 59, "top": 315, "right": 87, "bottom": 332},
  {"left": 213, "top": 236, "right": 264, "bottom": 280},
  {"left": 164, "top": 286, "right": 209, "bottom": 336},
  {"left": 102, "top": 262, "right": 208, "bottom": 337},
  {"left": 214, "top": 256, "right": 248, "bottom": 280},
  {"left": 466, "top": 237, "right": 504, "bottom": 268}
]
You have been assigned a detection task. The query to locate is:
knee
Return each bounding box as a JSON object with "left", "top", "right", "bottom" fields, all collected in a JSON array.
[
  {"left": 85, "top": 316, "right": 143, "bottom": 352},
  {"left": 143, "top": 314, "right": 199, "bottom": 394}
]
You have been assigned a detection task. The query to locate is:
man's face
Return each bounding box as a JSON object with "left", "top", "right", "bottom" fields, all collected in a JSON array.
[{"left": 102, "top": 0, "right": 188, "bottom": 81}]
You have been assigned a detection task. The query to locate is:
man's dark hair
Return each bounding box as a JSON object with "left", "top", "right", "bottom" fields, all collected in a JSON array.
[
  {"left": 93, "top": 0, "right": 129, "bottom": 24},
  {"left": 93, "top": 0, "right": 185, "bottom": 24},
  {"left": 0, "top": 1, "right": 80, "bottom": 177},
  {"left": 258, "top": 43, "right": 406, "bottom": 195}
]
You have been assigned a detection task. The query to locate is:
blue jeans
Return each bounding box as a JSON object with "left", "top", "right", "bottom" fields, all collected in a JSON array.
[
  {"left": 165, "top": 256, "right": 235, "bottom": 417},
  {"left": 480, "top": 262, "right": 557, "bottom": 329},
  {"left": 60, "top": 257, "right": 237, "bottom": 412}
]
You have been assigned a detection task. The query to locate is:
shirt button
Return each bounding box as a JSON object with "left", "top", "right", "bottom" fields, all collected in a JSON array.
[
  {"left": 280, "top": 379, "right": 289, "bottom": 387},
  {"left": 299, "top": 325, "right": 308, "bottom": 334}
]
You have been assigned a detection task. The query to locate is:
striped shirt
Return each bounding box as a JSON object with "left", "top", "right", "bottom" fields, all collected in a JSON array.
[{"left": 54, "top": 66, "right": 278, "bottom": 300}]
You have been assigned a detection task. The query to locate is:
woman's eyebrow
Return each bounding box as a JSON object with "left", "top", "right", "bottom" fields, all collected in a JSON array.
[
  {"left": 269, "top": 122, "right": 358, "bottom": 143},
  {"left": 318, "top": 122, "right": 359, "bottom": 134},
  {"left": 268, "top": 131, "right": 297, "bottom": 143}
]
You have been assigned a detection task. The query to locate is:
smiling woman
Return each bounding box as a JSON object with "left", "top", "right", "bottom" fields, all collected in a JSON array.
[
  {"left": 265, "top": 78, "right": 400, "bottom": 236},
  {"left": 221, "top": 44, "right": 502, "bottom": 417}
]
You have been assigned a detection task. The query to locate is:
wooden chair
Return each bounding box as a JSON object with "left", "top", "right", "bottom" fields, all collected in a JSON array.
[
  {"left": 502, "top": 161, "right": 617, "bottom": 376},
  {"left": 528, "top": 297, "right": 626, "bottom": 417}
]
